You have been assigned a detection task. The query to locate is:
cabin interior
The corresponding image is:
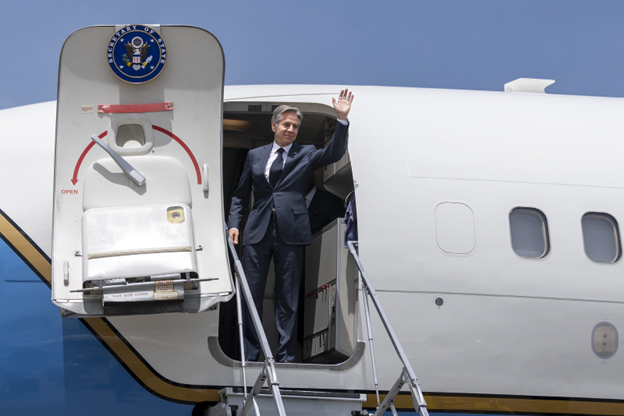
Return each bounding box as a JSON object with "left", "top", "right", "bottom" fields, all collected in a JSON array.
[{"left": 218, "top": 101, "right": 359, "bottom": 364}]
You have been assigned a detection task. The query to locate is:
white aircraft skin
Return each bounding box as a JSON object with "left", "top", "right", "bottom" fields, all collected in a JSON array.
[{"left": 3, "top": 31, "right": 624, "bottom": 416}]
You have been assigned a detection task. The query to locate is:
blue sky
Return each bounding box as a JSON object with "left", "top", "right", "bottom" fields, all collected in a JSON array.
[{"left": 2, "top": 0, "right": 624, "bottom": 110}]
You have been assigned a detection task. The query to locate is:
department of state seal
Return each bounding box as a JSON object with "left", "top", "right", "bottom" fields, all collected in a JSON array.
[{"left": 107, "top": 25, "right": 167, "bottom": 84}]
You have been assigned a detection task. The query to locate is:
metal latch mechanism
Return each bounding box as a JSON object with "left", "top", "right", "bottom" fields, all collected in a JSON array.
[
  {"left": 72, "top": 273, "right": 218, "bottom": 305},
  {"left": 91, "top": 134, "right": 146, "bottom": 186}
]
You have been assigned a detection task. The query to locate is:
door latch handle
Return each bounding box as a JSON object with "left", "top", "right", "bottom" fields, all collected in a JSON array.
[{"left": 91, "top": 134, "right": 146, "bottom": 186}]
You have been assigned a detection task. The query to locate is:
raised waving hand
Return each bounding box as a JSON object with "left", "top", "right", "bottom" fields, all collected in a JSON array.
[{"left": 332, "top": 89, "right": 354, "bottom": 120}]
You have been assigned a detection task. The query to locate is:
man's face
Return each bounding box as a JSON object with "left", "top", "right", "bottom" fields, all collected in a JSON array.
[{"left": 272, "top": 112, "right": 299, "bottom": 147}]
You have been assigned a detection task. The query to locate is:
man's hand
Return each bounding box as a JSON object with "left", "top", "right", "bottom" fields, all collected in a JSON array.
[
  {"left": 229, "top": 229, "right": 239, "bottom": 245},
  {"left": 332, "top": 89, "right": 354, "bottom": 121}
]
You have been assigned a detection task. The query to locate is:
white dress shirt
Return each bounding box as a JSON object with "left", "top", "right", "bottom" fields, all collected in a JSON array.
[{"left": 264, "top": 142, "right": 293, "bottom": 181}]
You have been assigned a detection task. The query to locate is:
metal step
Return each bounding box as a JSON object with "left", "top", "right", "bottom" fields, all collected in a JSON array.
[{"left": 208, "top": 387, "right": 367, "bottom": 416}]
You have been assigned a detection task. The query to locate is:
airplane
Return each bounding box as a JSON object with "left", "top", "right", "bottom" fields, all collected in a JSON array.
[{"left": 2, "top": 24, "right": 624, "bottom": 416}]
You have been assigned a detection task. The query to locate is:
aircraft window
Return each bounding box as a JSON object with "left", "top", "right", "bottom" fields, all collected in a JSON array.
[
  {"left": 509, "top": 208, "right": 550, "bottom": 259},
  {"left": 116, "top": 124, "right": 146, "bottom": 148},
  {"left": 582, "top": 213, "right": 621, "bottom": 264}
]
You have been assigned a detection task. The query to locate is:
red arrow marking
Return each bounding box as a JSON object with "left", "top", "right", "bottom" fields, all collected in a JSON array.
[
  {"left": 72, "top": 131, "right": 106, "bottom": 185},
  {"left": 152, "top": 125, "right": 202, "bottom": 185},
  {"left": 71, "top": 127, "right": 202, "bottom": 186}
]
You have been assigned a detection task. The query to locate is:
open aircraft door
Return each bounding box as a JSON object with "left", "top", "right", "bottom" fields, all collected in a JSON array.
[{"left": 51, "top": 25, "right": 232, "bottom": 316}]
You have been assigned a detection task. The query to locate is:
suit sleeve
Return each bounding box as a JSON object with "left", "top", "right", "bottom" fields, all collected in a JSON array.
[
  {"left": 308, "top": 120, "right": 349, "bottom": 170},
  {"left": 227, "top": 153, "right": 253, "bottom": 230}
]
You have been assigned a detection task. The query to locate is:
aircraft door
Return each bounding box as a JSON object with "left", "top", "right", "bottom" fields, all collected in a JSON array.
[{"left": 51, "top": 25, "right": 232, "bottom": 316}]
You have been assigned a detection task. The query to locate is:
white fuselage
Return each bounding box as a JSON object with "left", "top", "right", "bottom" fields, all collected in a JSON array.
[{"left": 2, "top": 84, "right": 624, "bottom": 411}]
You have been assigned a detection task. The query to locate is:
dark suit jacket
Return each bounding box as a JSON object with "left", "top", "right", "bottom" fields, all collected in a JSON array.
[
  {"left": 308, "top": 188, "right": 345, "bottom": 235},
  {"left": 228, "top": 121, "right": 349, "bottom": 246}
]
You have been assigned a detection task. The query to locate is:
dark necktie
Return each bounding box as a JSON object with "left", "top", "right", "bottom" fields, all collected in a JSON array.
[{"left": 269, "top": 148, "right": 285, "bottom": 188}]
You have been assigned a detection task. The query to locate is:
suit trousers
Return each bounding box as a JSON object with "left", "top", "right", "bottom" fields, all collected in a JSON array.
[{"left": 241, "top": 214, "right": 303, "bottom": 362}]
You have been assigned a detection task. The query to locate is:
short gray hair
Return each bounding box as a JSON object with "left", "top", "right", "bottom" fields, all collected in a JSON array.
[{"left": 271, "top": 105, "right": 303, "bottom": 126}]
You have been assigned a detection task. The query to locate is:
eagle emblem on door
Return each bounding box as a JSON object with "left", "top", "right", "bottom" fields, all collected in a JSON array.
[
  {"left": 107, "top": 24, "right": 167, "bottom": 85},
  {"left": 123, "top": 36, "right": 152, "bottom": 71}
]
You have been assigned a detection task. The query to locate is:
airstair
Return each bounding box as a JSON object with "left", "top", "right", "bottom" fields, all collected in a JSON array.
[
  {"left": 206, "top": 237, "right": 430, "bottom": 416},
  {"left": 51, "top": 25, "right": 233, "bottom": 316}
]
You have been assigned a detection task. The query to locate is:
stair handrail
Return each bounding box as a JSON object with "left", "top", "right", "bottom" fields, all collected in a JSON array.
[
  {"left": 226, "top": 232, "right": 287, "bottom": 416},
  {"left": 347, "top": 241, "right": 429, "bottom": 416}
]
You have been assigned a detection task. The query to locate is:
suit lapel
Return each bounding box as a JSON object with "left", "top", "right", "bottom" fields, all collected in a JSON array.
[{"left": 277, "top": 142, "right": 302, "bottom": 187}]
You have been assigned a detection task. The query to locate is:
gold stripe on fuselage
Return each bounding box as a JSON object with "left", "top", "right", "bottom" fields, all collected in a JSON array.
[
  {"left": 0, "top": 212, "right": 51, "bottom": 284},
  {"left": 81, "top": 317, "right": 219, "bottom": 403},
  {"left": 2, "top": 209, "right": 624, "bottom": 413},
  {"left": 381, "top": 393, "right": 624, "bottom": 415},
  {"left": 0, "top": 209, "right": 218, "bottom": 404}
]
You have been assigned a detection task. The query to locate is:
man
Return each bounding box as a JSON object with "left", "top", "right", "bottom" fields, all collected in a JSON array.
[{"left": 228, "top": 89, "right": 354, "bottom": 362}]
